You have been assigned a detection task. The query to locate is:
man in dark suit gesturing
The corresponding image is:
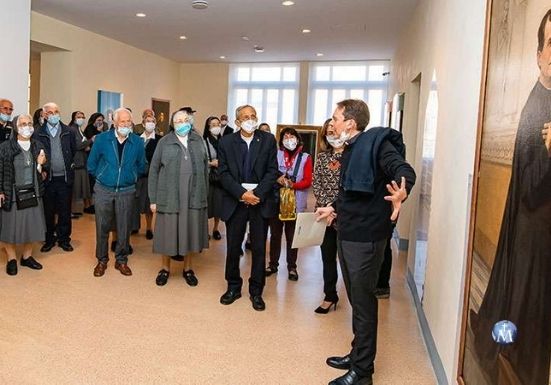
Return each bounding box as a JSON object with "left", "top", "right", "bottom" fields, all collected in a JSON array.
[{"left": 217, "top": 105, "right": 278, "bottom": 311}]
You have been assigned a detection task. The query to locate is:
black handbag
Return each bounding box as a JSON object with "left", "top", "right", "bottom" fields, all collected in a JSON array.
[
  {"left": 15, "top": 183, "right": 38, "bottom": 210},
  {"left": 205, "top": 138, "right": 220, "bottom": 185}
]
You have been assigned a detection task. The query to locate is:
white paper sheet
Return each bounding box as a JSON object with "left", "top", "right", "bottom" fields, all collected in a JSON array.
[{"left": 291, "top": 212, "right": 328, "bottom": 249}]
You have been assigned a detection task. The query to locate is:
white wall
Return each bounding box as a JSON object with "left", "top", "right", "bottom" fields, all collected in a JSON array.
[
  {"left": 31, "top": 12, "right": 181, "bottom": 123},
  {"left": 2, "top": 0, "right": 31, "bottom": 115},
  {"left": 179, "top": 63, "right": 229, "bottom": 133},
  {"left": 390, "top": 0, "right": 487, "bottom": 382}
]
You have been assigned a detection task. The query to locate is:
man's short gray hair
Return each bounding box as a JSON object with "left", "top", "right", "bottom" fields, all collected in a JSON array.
[
  {"left": 113, "top": 107, "right": 133, "bottom": 123},
  {"left": 43, "top": 102, "right": 59, "bottom": 112},
  {"left": 235, "top": 104, "right": 257, "bottom": 120}
]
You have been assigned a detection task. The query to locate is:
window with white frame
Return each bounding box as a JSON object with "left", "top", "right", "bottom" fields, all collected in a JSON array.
[
  {"left": 307, "top": 61, "right": 389, "bottom": 128},
  {"left": 227, "top": 63, "right": 300, "bottom": 130}
]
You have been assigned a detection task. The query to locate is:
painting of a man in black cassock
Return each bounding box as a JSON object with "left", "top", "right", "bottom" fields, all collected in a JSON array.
[{"left": 468, "top": 8, "right": 551, "bottom": 385}]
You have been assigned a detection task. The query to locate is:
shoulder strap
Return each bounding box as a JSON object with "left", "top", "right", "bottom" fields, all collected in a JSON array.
[{"left": 291, "top": 152, "right": 304, "bottom": 179}]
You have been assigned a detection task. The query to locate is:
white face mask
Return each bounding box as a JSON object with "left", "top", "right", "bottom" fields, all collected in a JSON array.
[
  {"left": 117, "top": 126, "right": 132, "bottom": 137},
  {"left": 18, "top": 125, "right": 34, "bottom": 139},
  {"left": 283, "top": 138, "right": 298, "bottom": 151},
  {"left": 240, "top": 119, "right": 258, "bottom": 134},
  {"left": 209, "top": 126, "right": 222, "bottom": 136},
  {"left": 76, "top": 118, "right": 85, "bottom": 127},
  {"left": 338, "top": 129, "right": 350, "bottom": 143},
  {"left": 326, "top": 135, "right": 345, "bottom": 149},
  {"left": 144, "top": 122, "right": 156, "bottom": 133}
]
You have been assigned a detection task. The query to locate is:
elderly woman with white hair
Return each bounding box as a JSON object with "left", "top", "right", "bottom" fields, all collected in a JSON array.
[
  {"left": 87, "top": 108, "right": 146, "bottom": 277},
  {"left": 148, "top": 109, "right": 209, "bottom": 286},
  {"left": 0, "top": 114, "right": 48, "bottom": 275}
]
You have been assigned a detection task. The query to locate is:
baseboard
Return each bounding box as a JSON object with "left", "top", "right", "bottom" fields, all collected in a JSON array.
[{"left": 407, "top": 269, "right": 449, "bottom": 385}]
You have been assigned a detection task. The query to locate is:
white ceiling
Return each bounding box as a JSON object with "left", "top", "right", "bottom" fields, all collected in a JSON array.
[{"left": 31, "top": 0, "right": 418, "bottom": 63}]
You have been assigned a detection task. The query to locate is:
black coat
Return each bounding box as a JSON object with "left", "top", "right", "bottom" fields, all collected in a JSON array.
[
  {"left": 69, "top": 124, "right": 91, "bottom": 169},
  {"left": 0, "top": 137, "right": 47, "bottom": 211},
  {"left": 144, "top": 135, "right": 159, "bottom": 176},
  {"left": 33, "top": 122, "right": 76, "bottom": 185},
  {"left": 217, "top": 130, "right": 279, "bottom": 221}
]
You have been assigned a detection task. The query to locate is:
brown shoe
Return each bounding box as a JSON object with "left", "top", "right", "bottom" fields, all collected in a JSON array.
[
  {"left": 115, "top": 262, "right": 132, "bottom": 276},
  {"left": 94, "top": 261, "right": 107, "bottom": 277}
]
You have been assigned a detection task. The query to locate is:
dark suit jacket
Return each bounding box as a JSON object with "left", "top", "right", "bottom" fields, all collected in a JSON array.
[
  {"left": 217, "top": 130, "right": 278, "bottom": 221},
  {"left": 222, "top": 125, "right": 235, "bottom": 136}
]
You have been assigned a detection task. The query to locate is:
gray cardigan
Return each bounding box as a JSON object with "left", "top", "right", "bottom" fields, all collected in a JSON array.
[{"left": 148, "top": 131, "right": 208, "bottom": 213}]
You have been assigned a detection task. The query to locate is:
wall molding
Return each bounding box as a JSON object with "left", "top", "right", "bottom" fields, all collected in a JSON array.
[{"left": 407, "top": 269, "right": 449, "bottom": 385}]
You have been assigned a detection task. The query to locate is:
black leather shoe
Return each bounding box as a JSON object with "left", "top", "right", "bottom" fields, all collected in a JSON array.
[
  {"left": 265, "top": 265, "right": 278, "bottom": 277},
  {"left": 59, "top": 242, "right": 74, "bottom": 252},
  {"left": 183, "top": 270, "right": 198, "bottom": 286},
  {"left": 6, "top": 259, "right": 17, "bottom": 275},
  {"left": 328, "top": 369, "right": 372, "bottom": 385},
  {"left": 146, "top": 230, "right": 154, "bottom": 240},
  {"left": 212, "top": 230, "right": 222, "bottom": 240},
  {"left": 288, "top": 269, "right": 299, "bottom": 281},
  {"left": 83, "top": 205, "right": 95, "bottom": 214},
  {"left": 156, "top": 269, "right": 169, "bottom": 286},
  {"left": 220, "top": 290, "right": 242, "bottom": 305},
  {"left": 326, "top": 355, "right": 352, "bottom": 370},
  {"left": 40, "top": 243, "right": 55, "bottom": 253},
  {"left": 250, "top": 295, "right": 266, "bottom": 311},
  {"left": 110, "top": 241, "right": 116, "bottom": 252},
  {"left": 20, "top": 256, "right": 43, "bottom": 270}
]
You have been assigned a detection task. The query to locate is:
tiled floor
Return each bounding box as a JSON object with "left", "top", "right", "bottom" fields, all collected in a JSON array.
[{"left": 0, "top": 214, "right": 435, "bottom": 385}]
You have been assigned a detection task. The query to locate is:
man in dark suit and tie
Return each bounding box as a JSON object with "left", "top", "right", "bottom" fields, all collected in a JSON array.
[{"left": 217, "top": 105, "right": 278, "bottom": 311}]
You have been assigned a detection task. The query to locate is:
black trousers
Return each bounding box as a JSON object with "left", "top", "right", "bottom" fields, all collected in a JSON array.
[
  {"left": 225, "top": 203, "right": 268, "bottom": 296},
  {"left": 338, "top": 238, "right": 386, "bottom": 377},
  {"left": 376, "top": 236, "right": 393, "bottom": 289},
  {"left": 43, "top": 176, "right": 72, "bottom": 245},
  {"left": 320, "top": 226, "right": 339, "bottom": 302},
  {"left": 268, "top": 217, "right": 297, "bottom": 271}
]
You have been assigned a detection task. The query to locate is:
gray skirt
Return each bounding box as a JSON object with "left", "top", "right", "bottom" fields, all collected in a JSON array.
[
  {"left": 153, "top": 151, "right": 208, "bottom": 256},
  {"left": 0, "top": 198, "right": 46, "bottom": 244},
  {"left": 73, "top": 168, "right": 92, "bottom": 200}
]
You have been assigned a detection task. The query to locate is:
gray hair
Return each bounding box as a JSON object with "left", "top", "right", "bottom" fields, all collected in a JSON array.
[
  {"left": 13, "top": 114, "right": 33, "bottom": 127},
  {"left": 43, "top": 102, "right": 59, "bottom": 112},
  {"left": 113, "top": 107, "right": 133, "bottom": 123},
  {"left": 235, "top": 104, "right": 257, "bottom": 120},
  {"left": 172, "top": 110, "right": 188, "bottom": 123}
]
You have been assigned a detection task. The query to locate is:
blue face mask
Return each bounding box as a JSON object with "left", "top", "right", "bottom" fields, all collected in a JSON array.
[
  {"left": 174, "top": 122, "right": 192, "bottom": 136},
  {"left": 0, "top": 113, "right": 11, "bottom": 122},
  {"left": 117, "top": 126, "right": 132, "bottom": 137},
  {"left": 47, "top": 114, "right": 60, "bottom": 125}
]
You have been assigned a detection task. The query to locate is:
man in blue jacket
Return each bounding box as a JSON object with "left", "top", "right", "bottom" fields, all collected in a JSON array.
[{"left": 87, "top": 108, "right": 146, "bottom": 277}]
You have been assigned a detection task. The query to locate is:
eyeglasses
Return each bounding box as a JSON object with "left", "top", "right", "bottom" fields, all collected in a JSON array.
[{"left": 18, "top": 123, "right": 33, "bottom": 128}]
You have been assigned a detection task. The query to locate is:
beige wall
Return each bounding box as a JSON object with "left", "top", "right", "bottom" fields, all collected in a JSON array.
[
  {"left": 179, "top": 63, "right": 229, "bottom": 133},
  {"left": 31, "top": 12, "right": 181, "bottom": 123},
  {"left": 29, "top": 53, "right": 41, "bottom": 114},
  {"left": 390, "top": 0, "right": 487, "bottom": 382}
]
